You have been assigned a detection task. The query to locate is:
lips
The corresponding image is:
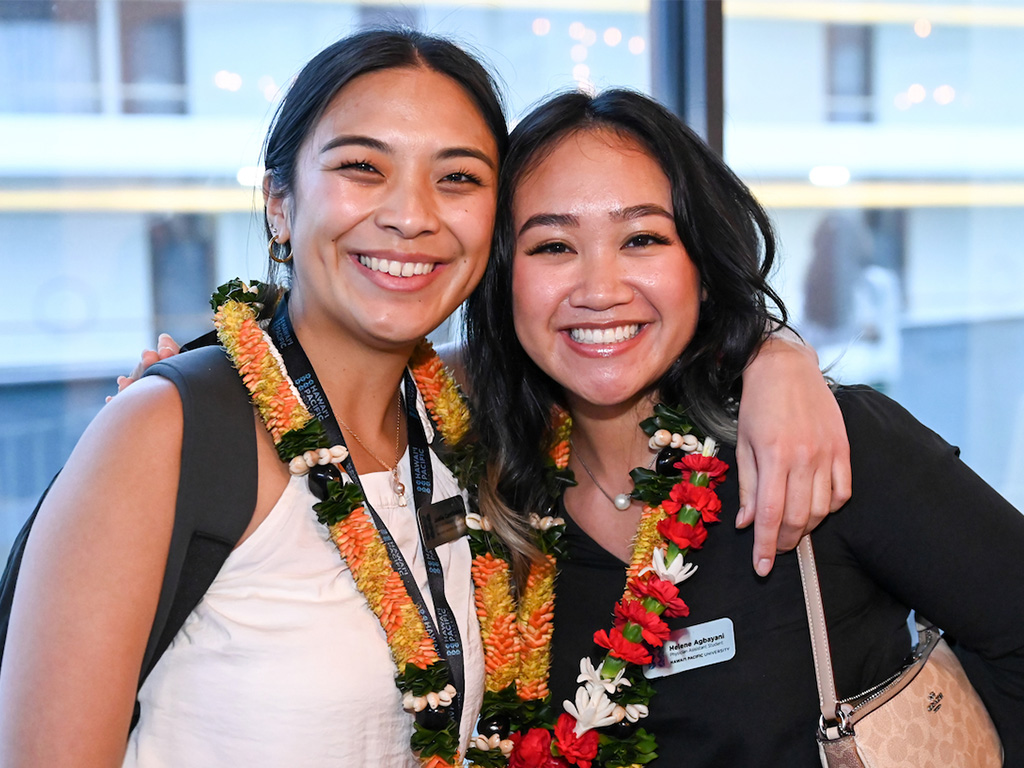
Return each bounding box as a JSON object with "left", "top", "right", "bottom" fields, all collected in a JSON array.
[
  {"left": 568, "top": 324, "right": 641, "bottom": 345},
  {"left": 357, "top": 254, "right": 435, "bottom": 277}
]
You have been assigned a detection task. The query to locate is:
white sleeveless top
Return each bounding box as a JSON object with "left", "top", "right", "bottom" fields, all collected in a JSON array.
[{"left": 123, "top": 396, "right": 484, "bottom": 767}]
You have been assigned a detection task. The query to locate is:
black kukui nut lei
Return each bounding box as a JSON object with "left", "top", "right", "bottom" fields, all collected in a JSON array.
[
  {"left": 415, "top": 704, "right": 452, "bottom": 731},
  {"left": 477, "top": 714, "right": 511, "bottom": 740},
  {"left": 603, "top": 717, "right": 639, "bottom": 738},
  {"left": 655, "top": 446, "right": 686, "bottom": 475},
  {"left": 308, "top": 462, "right": 344, "bottom": 501}
]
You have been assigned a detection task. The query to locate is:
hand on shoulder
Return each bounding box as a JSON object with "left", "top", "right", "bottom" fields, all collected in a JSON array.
[{"left": 107, "top": 332, "right": 181, "bottom": 401}]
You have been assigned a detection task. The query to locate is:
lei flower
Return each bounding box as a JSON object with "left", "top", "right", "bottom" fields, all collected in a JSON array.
[
  {"left": 662, "top": 483, "right": 721, "bottom": 523},
  {"left": 508, "top": 728, "right": 564, "bottom": 768},
  {"left": 552, "top": 406, "right": 727, "bottom": 767},
  {"left": 613, "top": 602, "right": 670, "bottom": 647},
  {"left": 655, "top": 516, "right": 708, "bottom": 551},
  {"left": 469, "top": 400, "right": 728, "bottom": 768},
  {"left": 212, "top": 279, "right": 728, "bottom": 768},
  {"left": 676, "top": 454, "right": 728, "bottom": 488},
  {"left": 628, "top": 573, "right": 689, "bottom": 618},
  {"left": 554, "top": 713, "right": 601, "bottom": 768}
]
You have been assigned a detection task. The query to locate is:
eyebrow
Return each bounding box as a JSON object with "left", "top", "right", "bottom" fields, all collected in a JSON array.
[
  {"left": 517, "top": 204, "right": 673, "bottom": 237},
  {"left": 319, "top": 135, "right": 496, "bottom": 171},
  {"left": 436, "top": 146, "right": 497, "bottom": 172},
  {"left": 517, "top": 213, "right": 579, "bottom": 237},
  {"left": 319, "top": 135, "right": 389, "bottom": 154},
  {"left": 613, "top": 204, "right": 674, "bottom": 222}
]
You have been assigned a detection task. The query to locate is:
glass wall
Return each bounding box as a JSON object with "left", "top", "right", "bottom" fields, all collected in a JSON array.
[
  {"left": 4, "top": 0, "right": 1021, "bottom": 561},
  {"left": 723, "top": 0, "right": 1024, "bottom": 509},
  {"left": 0, "top": 0, "right": 651, "bottom": 556}
]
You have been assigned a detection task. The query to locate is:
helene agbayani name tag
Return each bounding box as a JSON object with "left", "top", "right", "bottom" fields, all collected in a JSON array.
[{"left": 644, "top": 617, "right": 736, "bottom": 679}]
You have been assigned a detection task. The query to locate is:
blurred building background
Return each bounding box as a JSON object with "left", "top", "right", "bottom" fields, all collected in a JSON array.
[{"left": 1, "top": 0, "right": 1022, "bottom": 556}]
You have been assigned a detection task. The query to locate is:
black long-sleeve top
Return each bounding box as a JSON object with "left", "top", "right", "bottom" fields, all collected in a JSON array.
[{"left": 549, "top": 386, "right": 1024, "bottom": 766}]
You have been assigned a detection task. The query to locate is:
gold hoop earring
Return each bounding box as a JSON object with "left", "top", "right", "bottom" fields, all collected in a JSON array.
[{"left": 268, "top": 235, "right": 293, "bottom": 264}]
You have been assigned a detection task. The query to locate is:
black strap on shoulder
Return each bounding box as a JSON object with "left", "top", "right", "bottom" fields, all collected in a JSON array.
[
  {"left": 0, "top": 476, "right": 57, "bottom": 664},
  {"left": 139, "top": 345, "right": 257, "bottom": 686}
]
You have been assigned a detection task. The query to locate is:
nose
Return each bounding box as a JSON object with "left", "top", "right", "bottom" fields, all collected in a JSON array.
[
  {"left": 568, "top": 252, "right": 634, "bottom": 311},
  {"left": 373, "top": 174, "right": 440, "bottom": 239}
]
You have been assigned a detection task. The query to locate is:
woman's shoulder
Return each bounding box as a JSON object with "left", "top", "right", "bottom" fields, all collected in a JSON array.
[
  {"left": 831, "top": 385, "right": 959, "bottom": 468},
  {"left": 99, "top": 372, "right": 186, "bottom": 445},
  {"left": 0, "top": 371, "right": 187, "bottom": 764},
  {"left": 819, "top": 385, "right": 965, "bottom": 543}
]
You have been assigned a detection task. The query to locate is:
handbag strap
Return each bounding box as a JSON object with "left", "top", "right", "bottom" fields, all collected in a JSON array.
[{"left": 796, "top": 535, "right": 840, "bottom": 724}]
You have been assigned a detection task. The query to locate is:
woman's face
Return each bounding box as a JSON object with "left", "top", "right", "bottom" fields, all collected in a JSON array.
[
  {"left": 511, "top": 129, "right": 700, "bottom": 412},
  {"left": 268, "top": 65, "right": 498, "bottom": 350}
]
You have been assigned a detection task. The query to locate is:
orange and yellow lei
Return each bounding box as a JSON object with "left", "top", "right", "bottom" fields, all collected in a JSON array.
[{"left": 212, "top": 281, "right": 557, "bottom": 768}]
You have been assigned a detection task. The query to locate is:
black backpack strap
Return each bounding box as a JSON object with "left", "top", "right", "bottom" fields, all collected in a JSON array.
[
  {"left": 0, "top": 475, "right": 58, "bottom": 663},
  {"left": 139, "top": 345, "right": 257, "bottom": 686}
]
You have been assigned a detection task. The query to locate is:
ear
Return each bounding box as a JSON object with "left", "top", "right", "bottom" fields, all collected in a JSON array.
[{"left": 264, "top": 170, "right": 292, "bottom": 243}]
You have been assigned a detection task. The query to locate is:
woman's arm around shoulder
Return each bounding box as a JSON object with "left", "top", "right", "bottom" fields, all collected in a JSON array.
[
  {"left": 0, "top": 377, "right": 183, "bottom": 768},
  {"left": 738, "top": 328, "right": 852, "bottom": 575}
]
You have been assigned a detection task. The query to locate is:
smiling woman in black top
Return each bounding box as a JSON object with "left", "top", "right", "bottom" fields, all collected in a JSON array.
[{"left": 466, "top": 88, "right": 1024, "bottom": 766}]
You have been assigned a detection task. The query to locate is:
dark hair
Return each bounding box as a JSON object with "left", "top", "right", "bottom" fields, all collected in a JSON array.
[
  {"left": 465, "top": 89, "right": 789, "bottom": 524},
  {"left": 262, "top": 28, "right": 508, "bottom": 281}
]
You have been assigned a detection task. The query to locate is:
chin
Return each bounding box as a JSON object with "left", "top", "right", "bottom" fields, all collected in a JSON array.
[
  {"left": 562, "top": 380, "right": 647, "bottom": 411},
  {"left": 376, "top": 328, "right": 436, "bottom": 349}
]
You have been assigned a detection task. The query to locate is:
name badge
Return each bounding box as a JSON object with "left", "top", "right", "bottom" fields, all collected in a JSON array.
[
  {"left": 644, "top": 617, "right": 736, "bottom": 679},
  {"left": 417, "top": 495, "right": 468, "bottom": 550}
]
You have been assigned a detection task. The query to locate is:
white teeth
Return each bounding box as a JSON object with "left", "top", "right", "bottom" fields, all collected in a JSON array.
[
  {"left": 569, "top": 324, "right": 641, "bottom": 345},
  {"left": 358, "top": 255, "right": 435, "bottom": 277}
]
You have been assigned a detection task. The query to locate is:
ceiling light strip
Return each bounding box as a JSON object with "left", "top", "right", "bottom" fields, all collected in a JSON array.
[
  {"left": 725, "top": 1, "right": 1024, "bottom": 28},
  {"left": 750, "top": 182, "right": 1024, "bottom": 208}
]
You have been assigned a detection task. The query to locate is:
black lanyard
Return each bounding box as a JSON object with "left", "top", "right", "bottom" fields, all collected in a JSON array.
[{"left": 267, "top": 296, "right": 465, "bottom": 726}]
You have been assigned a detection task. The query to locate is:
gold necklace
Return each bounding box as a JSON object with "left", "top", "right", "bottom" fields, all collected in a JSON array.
[{"left": 336, "top": 392, "right": 407, "bottom": 506}]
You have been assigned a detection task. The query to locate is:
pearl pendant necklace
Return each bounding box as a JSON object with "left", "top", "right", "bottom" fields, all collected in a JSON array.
[{"left": 570, "top": 438, "right": 639, "bottom": 511}]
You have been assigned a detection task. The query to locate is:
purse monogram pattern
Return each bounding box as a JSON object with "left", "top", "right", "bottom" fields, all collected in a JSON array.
[
  {"left": 818, "top": 635, "right": 1002, "bottom": 768},
  {"left": 798, "top": 537, "right": 1003, "bottom": 768}
]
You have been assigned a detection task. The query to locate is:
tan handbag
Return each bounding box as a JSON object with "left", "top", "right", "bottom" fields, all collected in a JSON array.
[{"left": 796, "top": 536, "right": 1003, "bottom": 768}]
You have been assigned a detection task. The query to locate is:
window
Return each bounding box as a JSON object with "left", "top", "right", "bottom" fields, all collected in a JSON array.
[
  {"left": 150, "top": 214, "right": 216, "bottom": 340},
  {"left": 0, "top": 0, "right": 186, "bottom": 116},
  {"left": 826, "top": 24, "right": 874, "bottom": 122},
  {"left": 120, "top": 1, "right": 186, "bottom": 114},
  {"left": 724, "top": 1, "right": 1024, "bottom": 510},
  {"left": 0, "top": 0, "right": 653, "bottom": 558},
  {"left": 0, "top": 1, "right": 100, "bottom": 113}
]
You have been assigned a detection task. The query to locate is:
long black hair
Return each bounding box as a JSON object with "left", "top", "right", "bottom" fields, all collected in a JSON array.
[
  {"left": 262, "top": 28, "right": 508, "bottom": 282},
  {"left": 465, "top": 89, "right": 789, "bottom": 529}
]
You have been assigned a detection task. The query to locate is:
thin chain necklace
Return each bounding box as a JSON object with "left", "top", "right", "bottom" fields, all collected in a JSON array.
[
  {"left": 336, "top": 392, "right": 407, "bottom": 506},
  {"left": 570, "top": 436, "right": 648, "bottom": 511}
]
